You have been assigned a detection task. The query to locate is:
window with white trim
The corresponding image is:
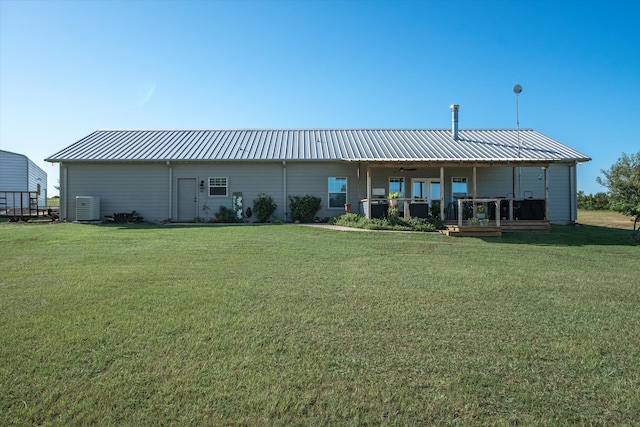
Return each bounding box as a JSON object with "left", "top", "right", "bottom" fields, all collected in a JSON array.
[
  {"left": 328, "top": 177, "right": 347, "bottom": 208},
  {"left": 208, "top": 177, "right": 228, "bottom": 196}
]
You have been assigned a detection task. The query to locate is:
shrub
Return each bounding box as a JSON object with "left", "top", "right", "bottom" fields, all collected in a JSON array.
[
  {"left": 213, "top": 206, "right": 240, "bottom": 223},
  {"left": 577, "top": 191, "right": 610, "bottom": 210},
  {"left": 289, "top": 195, "right": 322, "bottom": 223},
  {"left": 329, "top": 213, "right": 445, "bottom": 232},
  {"left": 253, "top": 193, "right": 277, "bottom": 223}
]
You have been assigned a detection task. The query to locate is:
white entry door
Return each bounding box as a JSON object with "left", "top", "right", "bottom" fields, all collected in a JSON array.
[{"left": 177, "top": 178, "right": 197, "bottom": 222}]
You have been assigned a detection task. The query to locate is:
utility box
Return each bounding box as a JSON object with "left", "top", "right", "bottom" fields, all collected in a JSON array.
[{"left": 76, "top": 196, "right": 100, "bottom": 221}]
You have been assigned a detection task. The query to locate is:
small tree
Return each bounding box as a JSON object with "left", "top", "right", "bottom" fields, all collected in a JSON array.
[
  {"left": 252, "top": 193, "right": 277, "bottom": 223},
  {"left": 289, "top": 195, "right": 322, "bottom": 222},
  {"left": 596, "top": 151, "right": 640, "bottom": 241}
]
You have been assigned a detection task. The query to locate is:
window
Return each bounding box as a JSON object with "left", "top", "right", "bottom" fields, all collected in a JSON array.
[
  {"left": 389, "top": 177, "right": 404, "bottom": 196},
  {"left": 328, "top": 177, "right": 347, "bottom": 208},
  {"left": 452, "top": 177, "right": 467, "bottom": 200},
  {"left": 412, "top": 179, "right": 426, "bottom": 200},
  {"left": 429, "top": 180, "right": 441, "bottom": 201},
  {"left": 208, "top": 177, "right": 228, "bottom": 196}
]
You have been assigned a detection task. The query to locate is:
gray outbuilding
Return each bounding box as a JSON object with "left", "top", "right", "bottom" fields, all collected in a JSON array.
[{"left": 1, "top": 150, "right": 48, "bottom": 215}]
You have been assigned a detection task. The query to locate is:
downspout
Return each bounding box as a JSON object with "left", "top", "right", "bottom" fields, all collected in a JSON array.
[
  {"left": 167, "top": 161, "right": 172, "bottom": 220},
  {"left": 283, "top": 161, "right": 288, "bottom": 221},
  {"left": 62, "top": 163, "right": 68, "bottom": 220},
  {"left": 357, "top": 162, "right": 362, "bottom": 214}
]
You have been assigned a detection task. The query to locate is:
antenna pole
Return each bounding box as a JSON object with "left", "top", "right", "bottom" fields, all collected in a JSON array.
[
  {"left": 513, "top": 84, "right": 523, "bottom": 199},
  {"left": 516, "top": 92, "right": 520, "bottom": 157}
]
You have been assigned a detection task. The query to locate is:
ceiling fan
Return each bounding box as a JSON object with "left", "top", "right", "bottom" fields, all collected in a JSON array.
[{"left": 395, "top": 166, "right": 417, "bottom": 172}]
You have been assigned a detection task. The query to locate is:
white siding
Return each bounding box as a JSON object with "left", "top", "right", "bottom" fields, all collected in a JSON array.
[
  {"left": 27, "top": 157, "right": 48, "bottom": 207},
  {"left": 547, "top": 163, "right": 574, "bottom": 224},
  {"left": 1, "top": 150, "right": 47, "bottom": 208},
  {"left": 0, "top": 151, "right": 28, "bottom": 190}
]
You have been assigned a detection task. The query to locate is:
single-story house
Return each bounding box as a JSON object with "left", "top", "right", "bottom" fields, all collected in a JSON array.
[
  {"left": 45, "top": 106, "right": 590, "bottom": 225},
  {"left": 1, "top": 149, "right": 48, "bottom": 215}
]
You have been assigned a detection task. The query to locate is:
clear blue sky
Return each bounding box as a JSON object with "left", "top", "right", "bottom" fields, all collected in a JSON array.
[{"left": 1, "top": 0, "right": 638, "bottom": 197}]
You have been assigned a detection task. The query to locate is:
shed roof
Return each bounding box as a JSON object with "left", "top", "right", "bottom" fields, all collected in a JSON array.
[{"left": 45, "top": 129, "right": 591, "bottom": 163}]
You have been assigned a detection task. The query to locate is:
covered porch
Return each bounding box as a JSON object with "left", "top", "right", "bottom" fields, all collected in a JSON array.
[{"left": 358, "top": 161, "right": 555, "bottom": 233}]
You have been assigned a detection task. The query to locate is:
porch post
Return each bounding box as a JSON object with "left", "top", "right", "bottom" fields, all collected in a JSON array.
[
  {"left": 366, "top": 164, "right": 372, "bottom": 219},
  {"left": 472, "top": 166, "right": 477, "bottom": 216},
  {"left": 440, "top": 166, "right": 445, "bottom": 220}
]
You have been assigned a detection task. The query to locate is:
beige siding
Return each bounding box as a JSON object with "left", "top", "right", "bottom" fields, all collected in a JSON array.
[
  {"left": 60, "top": 160, "right": 577, "bottom": 223},
  {"left": 63, "top": 163, "right": 169, "bottom": 221},
  {"left": 285, "top": 162, "right": 361, "bottom": 219},
  {"left": 172, "top": 162, "right": 285, "bottom": 221}
]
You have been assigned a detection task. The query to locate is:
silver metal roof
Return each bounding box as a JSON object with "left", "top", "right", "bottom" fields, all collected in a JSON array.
[{"left": 45, "top": 129, "right": 591, "bottom": 163}]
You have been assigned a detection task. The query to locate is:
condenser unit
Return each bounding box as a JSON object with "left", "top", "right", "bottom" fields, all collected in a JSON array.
[{"left": 76, "top": 196, "right": 100, "bottom": 221}]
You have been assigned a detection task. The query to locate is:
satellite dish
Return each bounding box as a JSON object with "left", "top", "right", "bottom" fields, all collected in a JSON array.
[{"left": 513, "top": 84, "right": 523, "bottom": 94}]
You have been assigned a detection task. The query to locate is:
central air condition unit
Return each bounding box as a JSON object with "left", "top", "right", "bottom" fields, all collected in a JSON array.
[{"left": 76, "top": 196, "right": 100, "bottom": 221}]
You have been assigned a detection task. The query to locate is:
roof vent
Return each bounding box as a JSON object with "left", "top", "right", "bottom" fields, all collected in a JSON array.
[{"left": 451, "top": 104, "right": 459, "bottom": 140}]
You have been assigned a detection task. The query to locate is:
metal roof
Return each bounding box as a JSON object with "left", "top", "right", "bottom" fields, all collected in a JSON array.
[{"left": 45, "top": 129, "right": 591, "bottom": 163}]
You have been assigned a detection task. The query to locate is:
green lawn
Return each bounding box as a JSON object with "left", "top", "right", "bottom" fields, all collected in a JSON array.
[{"left": 1, "top": 218, "right": 638, "bottom": 426}]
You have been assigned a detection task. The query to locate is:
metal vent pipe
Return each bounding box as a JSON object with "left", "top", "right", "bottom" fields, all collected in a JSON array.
[{"left": 451, "top": 104, "right": 459, "bottom": 140}]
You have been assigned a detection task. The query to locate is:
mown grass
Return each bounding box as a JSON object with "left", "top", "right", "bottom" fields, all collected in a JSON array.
[
  {"left": 578, "top": 208, "right": 635, "bottom": 230},
  {"left": 1, "top": 216, "right": 638, "bottom": 426}
]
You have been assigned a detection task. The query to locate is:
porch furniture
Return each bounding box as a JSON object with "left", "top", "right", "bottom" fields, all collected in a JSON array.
[
  {"left": 408, "top": 202, "right": 429, "bottom": 218},
  {"left": 361, "top": 201, "right": 388, "bottom": 219}
]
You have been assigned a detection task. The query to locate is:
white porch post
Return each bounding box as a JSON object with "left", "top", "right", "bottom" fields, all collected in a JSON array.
[
  {"left": 440, "top": 166, "right": 445, "bottom": 220},
  {"left": 472, "top": 166, "right": 477, "bottom": 216}
]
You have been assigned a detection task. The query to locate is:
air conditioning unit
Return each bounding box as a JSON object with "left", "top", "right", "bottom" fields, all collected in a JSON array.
[{"left": 76, "top": 196, "right": 100, "bottom": 221}]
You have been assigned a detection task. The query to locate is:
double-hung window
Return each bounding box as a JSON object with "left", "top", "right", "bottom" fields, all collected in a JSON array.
[
  {"left": 328, "top": 177, "right": 347, "bottom": 208},
  {"left": 209, "top": 177, "right": 228, "bottom": 197}
]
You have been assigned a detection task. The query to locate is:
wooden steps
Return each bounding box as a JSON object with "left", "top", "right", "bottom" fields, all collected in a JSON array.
[
  {"left": 500, "top": 220, "right": 550, "bottom": 233},
  {"left": 442, "top": 225, "right": 502, "bottom": 237},
  {"left": 441, "top": 220, "right": 550, "bottom": 236}
]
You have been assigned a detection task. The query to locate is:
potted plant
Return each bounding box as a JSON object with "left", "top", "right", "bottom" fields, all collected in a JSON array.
[
  {"left": 388, "top": 192, "right": 400, "bottom": 207},
  {"left": 467, "top": 217, "right": 481, "bottom": 226},
  {"left": 476, "top": 204, "right": 487, "bottom": 220}
]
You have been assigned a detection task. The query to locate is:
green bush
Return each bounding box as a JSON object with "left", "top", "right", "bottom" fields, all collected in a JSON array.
[
  {"left": 212, "top": 206, "right": 240, "bottom": 223},
  {"left": 289, "top": 195, "right": 322, "bottom": 222},
  {"left": 253, "top": 193, "right": 277, "bottom": 223}
]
